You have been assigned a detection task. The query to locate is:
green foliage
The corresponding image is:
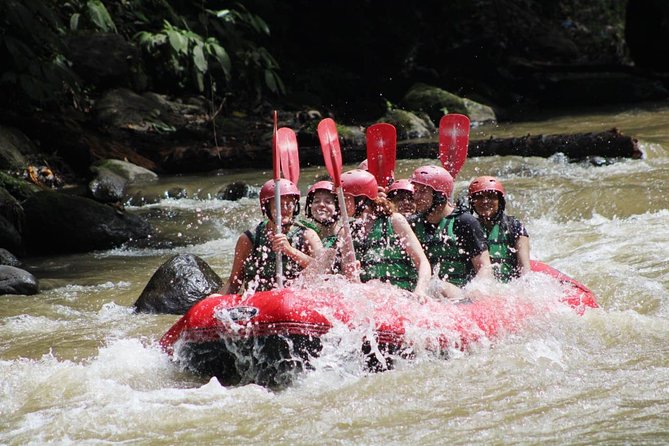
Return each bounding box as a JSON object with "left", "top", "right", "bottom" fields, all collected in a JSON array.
[
  {"left": 132, "top": 1, "right": 284, "bottom": 99},
  {"left": 0, "top": 0, "right": 283, "bottom": 111},
  {"left": 86, "top": 0, "right": 117, "bottom": 32},
  {"left": 0, "top": 0, "right": 82, "bottom": 108}
]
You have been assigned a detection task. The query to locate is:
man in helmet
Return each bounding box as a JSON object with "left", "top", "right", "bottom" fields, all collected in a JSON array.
[
  {"left": 223, "top": 178, "right": 323, "bottom": 294},
  {"left": 468, "top": 176, "right": 530, "bottom": 282},
  {"left": 338, "top": 169, "right": 431, "bottom": 297},
  {"left": 304, "top": 180, "right": 340, "bottom": 248},
  {"left": 409, "top": 165, "right": 492, "bottom": 300}
]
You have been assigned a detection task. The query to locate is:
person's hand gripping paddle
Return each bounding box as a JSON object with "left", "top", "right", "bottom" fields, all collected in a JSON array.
[{"left": 317, "top": 118, "right": 360, "bottom": 281}]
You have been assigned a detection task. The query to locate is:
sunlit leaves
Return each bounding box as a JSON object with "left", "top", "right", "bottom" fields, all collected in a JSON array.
[
  {"left": 205, "top": 39, "right": 231, "bottom": 79},
  {"left": 193, "top": 43, "right": 207, "bottom": 72},
  {"left": 86, "top": 0, "right": 117, "bottom": 33}
]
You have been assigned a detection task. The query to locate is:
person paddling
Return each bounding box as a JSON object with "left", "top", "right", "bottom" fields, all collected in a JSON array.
[
  {"left": 339, "top": 169, "right": 431, "bottom": 297},
  {"left": 468, "top": 176, "right": 531, "bottom": 281},
  {"left": 223, "top": 178, "right": 323, "bottom": 294},
  {"left": 304, "top": 180, "right": 340, "bottom": 248},
  {"left": 408, "top": 165, "right": 493, "bottom": 300}
]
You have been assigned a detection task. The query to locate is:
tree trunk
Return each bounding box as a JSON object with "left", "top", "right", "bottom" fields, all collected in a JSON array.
[{"left": 303, "top": 128, "right": 642, "bottom": 167}]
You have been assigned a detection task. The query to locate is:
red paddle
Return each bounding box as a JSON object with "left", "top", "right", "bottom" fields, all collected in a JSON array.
[
  {"left": 271, "top": 111, "right": 298, "bottom": 289},
  {"left": 317, "top": 118, "right": 359, "bottom": 281},
  {"left": 438, "top": 114, "right": 470, "bottom": 178},
  {"left": 276, "top": 127, "right": 300, "bottom": 185},
  {"left": 366, "top": 123, "right": 396, "bottom": 188}
]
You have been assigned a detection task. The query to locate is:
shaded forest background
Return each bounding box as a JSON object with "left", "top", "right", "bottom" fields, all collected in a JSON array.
[{"left": 1, "top": 0, "right": 668, "bottom": 178}]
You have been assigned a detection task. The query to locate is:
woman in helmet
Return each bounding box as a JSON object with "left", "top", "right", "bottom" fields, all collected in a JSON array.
[
  {"left": 339, "top": 169, "right": 431, "bottom": 297},
  {"left": 304, "top": 180, "right": 340, "bottom": 248},
  {"left": 409, "top": 165, "right": 492, "bottom": 300},
  {"left": 468, "top": 176, "right": 530, "bottom": 282},
  {"left": 386, "top": 179, "right": 415, "bottom": 217},
  {"left": 223, "top": 178, "right": 323, "bottom": 294}
]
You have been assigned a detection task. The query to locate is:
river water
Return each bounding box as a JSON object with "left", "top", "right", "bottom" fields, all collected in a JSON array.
[{"left": 2, "top": 102, "right": 669, "bottom": 445}]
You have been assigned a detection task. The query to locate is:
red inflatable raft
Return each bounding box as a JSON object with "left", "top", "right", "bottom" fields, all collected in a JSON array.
[{"left": 160, "top": 261, "right": 597, "bottom": 387}]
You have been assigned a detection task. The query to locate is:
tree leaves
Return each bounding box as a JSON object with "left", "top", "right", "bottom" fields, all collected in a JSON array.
[
  {"left": 86, "top": 0, "right": 117, "bottom": 33},
  {"left": 1, "top": 0, "right": 282, "bottom": 110}
]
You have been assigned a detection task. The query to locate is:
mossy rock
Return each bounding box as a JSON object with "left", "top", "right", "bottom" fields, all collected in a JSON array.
[
  {"left": 401, "top": 83, "right": 496, "bottom": 125},
  {"left": 0, "top": 172, "right": 39, "bottom": 202},
  {"left": 92, "top": 159, "right": 158, "bottom": 184},
  {"left": 377, "top": 109, "right": 436, "bottom": 140}
]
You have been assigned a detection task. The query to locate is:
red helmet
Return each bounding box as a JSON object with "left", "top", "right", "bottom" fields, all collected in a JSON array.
[
  {"left": 259, "top": 178, "right": 300, "bottom": 204},
  {"left": 341, "top": 169, "right": 378, "bottom": 200},
  {"left": 410, "top": 165, "right": 454, "bottom": 197},
  {"left": 468, "top": 176, "right": 505, "bottom": 198},
  {"left": 305, "top": 180, "right": 337, "bottom": 220},
  {"left": 307, "top": 180, "right": 334, "bottom": 196},
  {"left": 387, "top": 179, "right": 414, "bottom": 197}
]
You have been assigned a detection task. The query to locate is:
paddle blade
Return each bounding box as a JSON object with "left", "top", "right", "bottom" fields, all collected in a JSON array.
[
  {"left": 317, "top": 118, "right": 343, "bottom": 187},
  {"left": 272, "top": 110, "right": 280, "bottom": 180},
  {"left": 366, "top": 123, "right": 396, "bottom": 187},
  {"left": 276, "top": 127, "right": 300, "bottom": 185},
  {"left": 438, "top": 113, "right": 470, "bottom": 178}
]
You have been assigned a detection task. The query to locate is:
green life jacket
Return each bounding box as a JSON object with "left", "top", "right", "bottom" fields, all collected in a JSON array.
[
  {"left": 411, "top": 215, "right": 470, "bottom": 286},
  {"left": 484, "top": 221, "right": 518, "bottom": 283},
  {"left": 243, "top": 220, "right": 307, "bottom": 291},
  {"left": 321, "top": 234, "right": 338, "bottom": 249},
  {"left": 300, "top": 218, "right": 337, "bottom": 248},
  {"left": 353, "top": 216, "right": 417, "bottom": 290},
  {"left": 298, "top": 219, "right": 319, "bottom": 232}
]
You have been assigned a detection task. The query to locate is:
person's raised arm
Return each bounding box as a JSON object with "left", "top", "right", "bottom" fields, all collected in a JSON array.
[
  {"left": 515, "top": 235, "right": 531, "bottom": 276},
  {"left": 391, "top": 213, "right": 431, "bottom": 298}
]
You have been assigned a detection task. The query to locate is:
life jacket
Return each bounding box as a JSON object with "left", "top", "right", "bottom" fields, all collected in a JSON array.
[
  {"left": 300, "top": 218, "right": 339, "bottom": 249},
  {"left": 411, "top": 214, "right": 470, "bottom": 286},
  {"left": 482, "top": 216, "right": 519, "bottom": 283},
  {"left": 321, "top": 234, "right": 338, "bottom": 249},
  {"left": 353, "top": 215, "right": 417, "bottom": 290},
  {"left": 243, "top": 220, "right": 307, "bottom": 291}
]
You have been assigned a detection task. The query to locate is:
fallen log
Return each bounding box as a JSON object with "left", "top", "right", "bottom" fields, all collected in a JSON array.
[
  {"left": 297, "top": 128, "right": 642, "bottom": 167},
  {"left": 466, "top": 128, "right": 643, "bottom": 159}
]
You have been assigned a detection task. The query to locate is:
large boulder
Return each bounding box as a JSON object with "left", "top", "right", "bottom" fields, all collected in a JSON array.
[
  {"left": 217, "top": 182, "right": 260, "bottom": 201},
  {"left": 94, "top": 88, "right": 207, "bottom": 132},
  {"left": 90, "top": 157, "right": 160, "bottom": 204},
  {"left": 0, "top": 126, "right": 40, "bottom": 171},
  {"left": 22, "top": 191, "right": 151, "bottom": 255},
  {"left": 88, "top": 167, "right": 128, "bottom": 203},
  {"left": 0, "top": 248, "right": 21, "bottom": 267},
  {"left": 0, "top": 172, "right": 40, "bottom": 202},
  {"left": 0, "top": 215, "right": 22, "bottom": 255},
  {"left": 133, "top": 254, "right": 224, "bottom": 314},
  {"left": 378, "top": 109, "right": 436, "bottom": 140},
  {"left": 401, "top": 83, "right": 497, "bottom": 125},
  {"left": 93, "top": 159, "right": 158, "bottom": 184},
  {"left": 0, "top": 265, "right": 38, "bottom": 295}
]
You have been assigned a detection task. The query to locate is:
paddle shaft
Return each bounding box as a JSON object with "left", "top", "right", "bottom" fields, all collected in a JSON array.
[
  {"left": 272, "top": 111, "right": 284, "bottom": 289},
  {"left": 329, "top": 149, "right": 359, "bottom": 281}
]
